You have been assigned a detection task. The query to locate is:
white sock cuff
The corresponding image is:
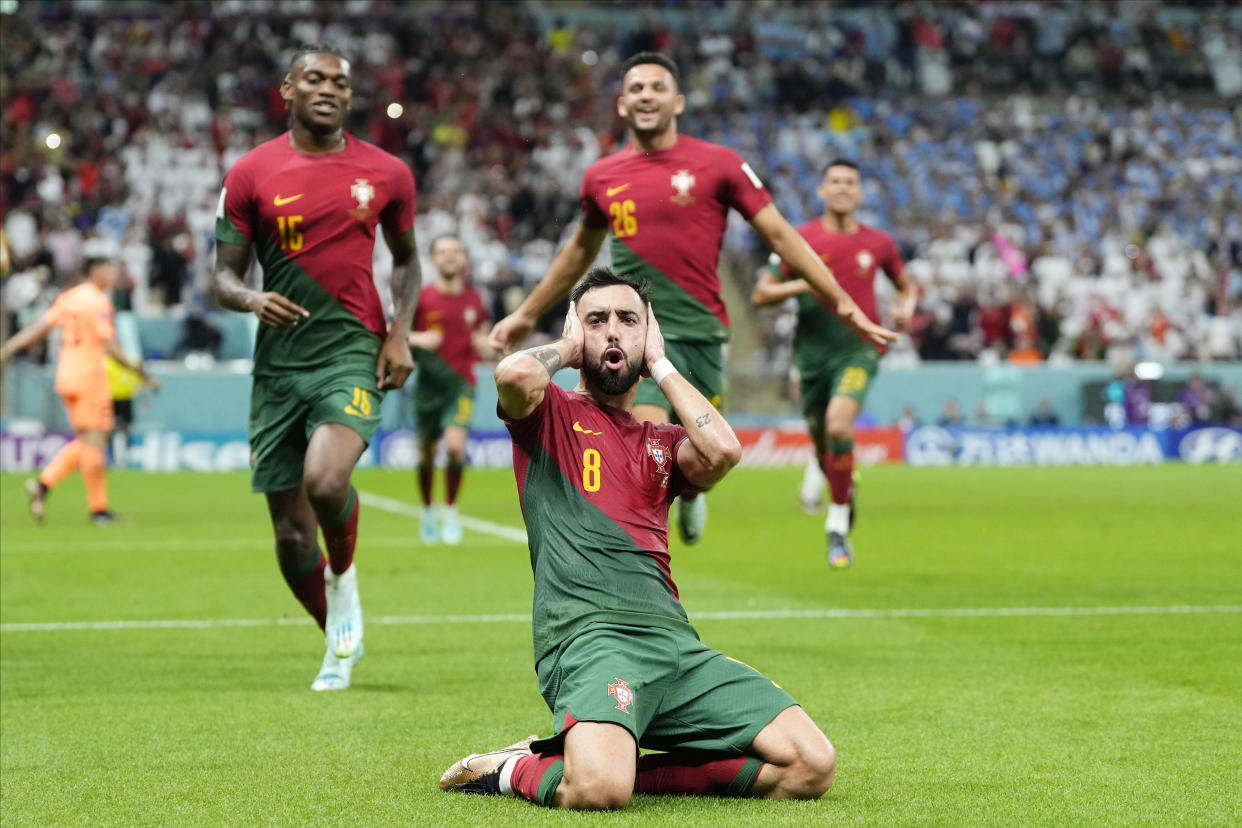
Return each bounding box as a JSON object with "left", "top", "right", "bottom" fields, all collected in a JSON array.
[
  {"left": 826, "top": 503, "right": 851, "bottom": 534},
  {"left": 498, "top": 754, "right": 521, "bottom": 796}
]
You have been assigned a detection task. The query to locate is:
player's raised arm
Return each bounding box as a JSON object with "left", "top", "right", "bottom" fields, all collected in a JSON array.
[
  {"left": 751, "top": 267, "right": 811, "bottom": 307},
  {"left": 0, "top": 315, "right": 54, "bottom": 363},
  {"left": 748, "top": 204, "right": 897, "bottom": 347},
  {"left": 376, "top": 224, "right": 421, "bottom": 390},
  {"left": 209, "top": 239, "right": 309, "bottom": 328},
  {"left": 494, "top": 302, "right": 584, "bottom": 420},
  {"left": 489, "top": 223, "right": 608, "bottom": 354},
  {"left": 644, "top": 306, "right": 741, "bottom": 488}
]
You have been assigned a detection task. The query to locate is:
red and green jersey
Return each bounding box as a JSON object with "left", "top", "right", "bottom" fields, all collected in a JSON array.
[
  {"left": 215, "top": 132, "right": 416, "bottom": 375},
  {"left": 580, "top": 135, "right": 771, "bottom": 344},
  {"left": 503, "top": 384, "right": 700, "bottom": 665},
  {"left": 769, "top": 219, "right": 905, "bottom": 369},
  {"left": 412, "top": 283, "right": 489, "bottom": 387}
]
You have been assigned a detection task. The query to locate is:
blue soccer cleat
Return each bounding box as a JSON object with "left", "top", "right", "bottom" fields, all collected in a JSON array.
[{"left": 827, "top": 531, "right": 854, "bottom": 569}]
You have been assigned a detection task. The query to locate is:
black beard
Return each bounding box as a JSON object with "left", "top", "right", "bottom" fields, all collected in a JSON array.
[
  {"left": 583, "top": 355, "right": 643, "bottom": 396},
  {"left": 626, "top": 112, "right": 672, "bottom": 139}
]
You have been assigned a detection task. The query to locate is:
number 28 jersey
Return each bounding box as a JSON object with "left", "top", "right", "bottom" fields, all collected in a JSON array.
[
  {"left": 503, "top": 384, "right": 700, "bottom": 665},
  {"left": 215, "top": 132, "right": 416, "bottom": 375}
]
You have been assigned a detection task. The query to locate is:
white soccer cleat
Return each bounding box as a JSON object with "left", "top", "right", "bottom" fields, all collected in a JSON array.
[
  {"left": 439, "top": 734, "right": 538, "bottom": 792},
  {"left": 676, "top": 494, "right": 707, "bottom": 545},
  {"left": 25, "top": 478, "right": 45, "bottom": 522},
  {"left": 324, "top": 563, "right": 363, "bottom": 659},
  {"left": 419, "top": 506, "right": 439, "bottom": 545},
  {"left": 310, "top": 641, "right": 364, "bottom": 691},
  {"left": 799, "top": 456, "right": 826, "bottom": 513},
  {"left": 439, "top": 505, "right": 463, "bottom": 545}
]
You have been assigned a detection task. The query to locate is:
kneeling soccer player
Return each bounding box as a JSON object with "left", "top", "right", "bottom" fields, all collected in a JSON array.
[{"left": 438, "top": 268, "right": 836, "bottom": 809}]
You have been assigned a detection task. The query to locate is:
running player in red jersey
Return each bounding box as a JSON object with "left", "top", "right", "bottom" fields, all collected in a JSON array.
[
  {"left": 752, "top": 159, "right": 917, "bottom": 568},
  {"left": 407, "top": 233, "right": 491, "bottom": 545},
  {"left": 440, "top": 267, "right": 836, "bottom": 810},
  {"left": 209, "top": 46, "right": 422, "bottom": 691},
  {"left": 490, "top": 52, "right": 896, "bottom": 548},
  {"left": 1, "top": 255, "right": 153, "bottom": 525}
]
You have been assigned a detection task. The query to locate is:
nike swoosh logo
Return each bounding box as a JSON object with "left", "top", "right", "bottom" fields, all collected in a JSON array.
[
  {"left": 573, "top": 421, "right": 602, "bottom": 436},
  {"left": 605, "top": 184, "right": 631, "bottom": 197},
  {"left": 273, "top": 194, "right": 304, "bottom": 206}
]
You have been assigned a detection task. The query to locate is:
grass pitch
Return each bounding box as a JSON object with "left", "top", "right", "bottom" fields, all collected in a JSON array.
[{"left": 2, "top": 464, "right": 1240, "bottom": 826}]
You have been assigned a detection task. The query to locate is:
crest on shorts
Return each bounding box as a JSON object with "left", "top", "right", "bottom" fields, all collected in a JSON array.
[
  {"left": 349, "top": 178, "right": 376, "bottom": 221},
  {"left": 647, "top": 437, "right": 671, "bottom": 488},
  {"left": 608, "top": 678, "right": 635, "bottom": 713},
  {"left": 670, "top": 169, "right": 696, "bottom": 205}
]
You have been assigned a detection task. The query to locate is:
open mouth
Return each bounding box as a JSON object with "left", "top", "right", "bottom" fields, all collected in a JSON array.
[
  {"left": 311, "top": 101, "right": 337, "bottom": 115},
  {"left": 603, "top": 348, "right": 625, "bottom": 370}
]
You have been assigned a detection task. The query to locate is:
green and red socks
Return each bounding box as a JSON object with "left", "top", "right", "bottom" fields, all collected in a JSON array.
[
  {"left": 320, "top": 485, "right": 359, "bottom": 575},
  {"left": 500, "top": 748, "right": 761, "bottom": 806}
]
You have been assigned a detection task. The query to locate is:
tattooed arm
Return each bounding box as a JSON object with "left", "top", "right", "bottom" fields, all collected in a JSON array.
[
  {"left": 494, "top": 302, "right": 584, "bottom": 419},
  {"left": 643, "top": 306, "right": 742, "bottom": 488}
]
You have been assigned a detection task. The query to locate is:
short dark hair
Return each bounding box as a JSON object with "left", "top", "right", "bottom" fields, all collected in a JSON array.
[
  {"left": 570, "top": 266, "right": 650, "bottom": 307},
  {"left": 430, "top": 233, "right": 461, "bottom": 253},
  {"left": 620, "top": 52, "right": 679, "bottom": 88},
  {"left": 83, "top": 256, "right": 114, "bottom": 272},
  {"left": 823, "top": 158, "right": 860, "bottom": 176},
  {"left": 287, "top": 44, "right": 351, "bottom": 75}
]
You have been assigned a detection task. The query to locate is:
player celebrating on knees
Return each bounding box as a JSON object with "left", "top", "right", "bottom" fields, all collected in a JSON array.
[
  {"left": 407, "top": 233, "right": 491, "bottom": 545},
  {"left": 209, "top": 45, "right": 421, "bottom": 691},
  {"left": 440, "top": 267, "right": 837, "bottom": 809},
  {"left": 489, "top": 52, "right": 895, "bottom": 548},
  {"left": 1, "top": 254, "right": 153, "bottom": 525},
  {"left": 752, "top": 159, "right": 917, "bottom": 568}
]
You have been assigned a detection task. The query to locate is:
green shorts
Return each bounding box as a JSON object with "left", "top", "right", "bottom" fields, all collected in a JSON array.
[
  {"left": 532, "top": 623, "right": 797, "bottom": 755},
  {"left": 414, "top": 372, "right": 474, "bottom": 443},
  {"left": 799, "top": 346, "right": 880, "bottom": 441},
  {"left": 248, "top": 361, "right": 383, "bottom": 493},
  {"left": 634, "top": 339, "right": 725, "bottom": 417}
]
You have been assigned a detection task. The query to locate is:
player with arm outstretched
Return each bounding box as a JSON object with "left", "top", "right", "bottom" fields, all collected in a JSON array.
[
  {"left": 209, "top": 45, "right": 421, "bottom": 691},
  {"left": 752, "top": 159, "right": 917, "bottom": 568},
  {"left": 1, "top": 255, "right": 154, "bottom": 525},
  {"left": 489, "top": 52, "right": 896, "bottom": 548},
  {"left": 439, "top": 267, "right": 837, "bottom": 810}
]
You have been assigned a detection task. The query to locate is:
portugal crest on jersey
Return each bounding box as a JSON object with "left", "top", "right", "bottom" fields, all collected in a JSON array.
[
  {"left": 608, "top": 677, "right": 635, "bottom": 713},
  {"left": 856, "top": 249, "right": 874, "bottom": 276},
  {"left": 349, "top": 178, "right": 376, "bottom": 221},
  {"left": 647, "top": 437, "right": 671, "bottom": 488},
  {"left": 670, "top": 169, "right": 696, "bottom": 205}
]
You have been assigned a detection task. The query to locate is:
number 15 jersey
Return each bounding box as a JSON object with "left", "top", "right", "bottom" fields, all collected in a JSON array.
[{"left": 216, "top": 132, "right": 416, "bottom": 376}]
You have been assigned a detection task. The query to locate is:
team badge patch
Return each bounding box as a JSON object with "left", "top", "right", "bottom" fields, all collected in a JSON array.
[
  {"left": 670, "top": 169, "right": 696, "bottom": 205},
  {"left": 349, "top": 178, "right": 376, "bottom": 221},
  {"left": 647, "top": 437, "right": 671, "bottom": 488},
  {"left": 608, "top": 678, "right": 635, "bottom": 713},
  {"left": 856, "top": 250, "right": 874, "bottom": 275}
]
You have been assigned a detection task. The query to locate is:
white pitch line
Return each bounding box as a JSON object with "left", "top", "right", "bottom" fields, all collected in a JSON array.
[
  {"left": 3, "top": 605, "right": 1239, "bottom": 633},
  {"left": 0, "top": 490, "right": 527, "bottom": 554},
  {"left": 359, "top": 490, "right": 528, "bottom": 544}
]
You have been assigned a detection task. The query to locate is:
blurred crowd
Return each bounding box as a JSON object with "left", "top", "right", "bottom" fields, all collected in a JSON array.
[{"left": 2, "top": 0, "right": 1240, "bottom": 370}]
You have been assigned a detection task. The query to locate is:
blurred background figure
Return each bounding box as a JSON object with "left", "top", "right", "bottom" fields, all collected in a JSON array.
[
  {"left": 939, "top": 398, "right": 964, "bottom": 427},
  {"left": 407, "top": 233, "right": 492, "bottom": 546},
  {"left": 1029, "top": 396, "right": 1060, "bottom": 426},
  {"left": 0, "top": 254, "right": 153, "bottom": 524}
]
